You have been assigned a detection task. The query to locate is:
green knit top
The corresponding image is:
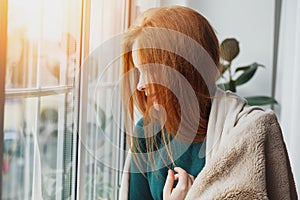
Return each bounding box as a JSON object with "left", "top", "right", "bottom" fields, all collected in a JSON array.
[{"left": 129, "top": 118, "right": 206, "bottom": 200}]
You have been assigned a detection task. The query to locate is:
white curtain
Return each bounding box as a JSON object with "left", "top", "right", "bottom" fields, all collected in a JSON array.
[
  {"left": 78, "top": 1, "right": 129, "bottom": 199},
  {"left": 275, "top": 0, "right": 300, "bottom": 194}
]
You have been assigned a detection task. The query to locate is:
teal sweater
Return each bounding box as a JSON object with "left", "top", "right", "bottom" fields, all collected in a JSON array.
[{"left": 129, "top": 118, "right": 205, "bottom": 200}]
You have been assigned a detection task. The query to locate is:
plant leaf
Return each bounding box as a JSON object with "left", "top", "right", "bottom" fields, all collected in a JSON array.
[
  {"left": 245, "top": 96, "right": 278, "bottom": 106},
  {"left": 235, "top": 65, "right": 251, "bottom": 73},
  {"left": 234, "top": 62, "right": 264, "bottom": 86},
  {"left": 220, "top": 38, "right": 240, "bottom": 62},
  {"left": 235, "top": 64, "right": 265, "bottom": 73}
]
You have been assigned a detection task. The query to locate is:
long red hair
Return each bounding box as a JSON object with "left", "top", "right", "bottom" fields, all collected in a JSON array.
[{"left": 122, "top": 6, "right": 220, "bottom": 171}]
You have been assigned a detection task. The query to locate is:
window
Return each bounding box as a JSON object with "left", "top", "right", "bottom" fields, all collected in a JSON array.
[
  {"left": 1, "top": 0, "right": 82, "bottom": 199},
  {"left": 1, "top": 0, "right": 151, "bottom": 199}
]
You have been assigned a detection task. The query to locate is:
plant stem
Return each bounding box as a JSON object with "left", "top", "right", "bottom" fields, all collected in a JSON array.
[
  {"left": 227, "top": 61, "right": 236, "bottom": 92},
  {"left": 228, "top": 61, "right": 232, "bottom": 81}
]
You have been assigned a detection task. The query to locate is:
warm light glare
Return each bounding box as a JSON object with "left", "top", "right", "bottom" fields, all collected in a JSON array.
[
  {"left": 43, "top": 0, "right": 63, "bottom": 41},
  {"left": 9, "top": 0, "right": 64, "bottom": 41}
]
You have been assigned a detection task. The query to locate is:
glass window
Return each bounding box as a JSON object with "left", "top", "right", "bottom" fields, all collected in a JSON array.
[
  {"left": 2, "top": 0, "right": 82, "bottom": 199},
  {"left": 2, "top": 0, "right": 136, "bottom": 199}
]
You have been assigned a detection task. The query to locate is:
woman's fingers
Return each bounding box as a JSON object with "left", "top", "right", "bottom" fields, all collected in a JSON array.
[
  {"left": 163, "top": 169, "right": 175, "bottom": 199},
  {"left": 163, "top": 167, "right": 195, "bottom": 200},
  {"left": 174, "top": 167, "right": 185, "bottom": 173},
  {"left": 173, "top": 167, "right": 190, "bottom": 192},
  {"left": 174, "top": 167, "right": 194, "bottom": 184},
  {"left": 175, "top": 167, "right": 195, "bottom": 180}
]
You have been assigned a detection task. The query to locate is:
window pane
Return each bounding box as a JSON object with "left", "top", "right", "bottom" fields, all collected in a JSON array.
[
  {"left": 39, "top": 94, "right": 75, "bottom": 199},
  {"left": 3, "top": 98, "right": 37, "bottom": 199},
  {"left": 3, "top": 0, "right": 82, "bottom": 199},
  {"left": 6, "top": 0, "right": 81, "bottom": 89},
  {"left": 3, "top": 93, "right": 76, "bottom": 199}
]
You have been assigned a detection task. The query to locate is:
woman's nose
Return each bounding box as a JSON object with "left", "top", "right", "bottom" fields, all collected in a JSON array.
[{"left": 137, "top": 73, "right": 147, "bottom": 91}]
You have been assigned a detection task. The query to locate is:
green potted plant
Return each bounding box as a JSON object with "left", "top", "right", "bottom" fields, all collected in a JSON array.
[{"left": 218, "top": 38, "right": 277, "bottom": 106}]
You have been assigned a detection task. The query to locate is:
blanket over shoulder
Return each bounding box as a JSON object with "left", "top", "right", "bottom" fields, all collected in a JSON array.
[{"left": 119, "top": 88, "right": 298, "bottom": 200}]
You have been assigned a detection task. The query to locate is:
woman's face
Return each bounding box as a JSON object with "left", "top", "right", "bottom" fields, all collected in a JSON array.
[
  {"left": 134, "top": 52, "right": 167, "bottom": 115},
  {"left": 132, "top": 41, "right": 160, "bottom": 107}
]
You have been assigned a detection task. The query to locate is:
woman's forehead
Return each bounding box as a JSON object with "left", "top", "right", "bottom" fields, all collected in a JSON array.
[{"left": 132, "top": 40, "right": 141, "bottom": 68}]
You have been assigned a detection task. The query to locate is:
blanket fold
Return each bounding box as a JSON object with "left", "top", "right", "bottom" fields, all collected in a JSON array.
[{"left": 119, "top": 89, "right": 298, "bottom": 199}]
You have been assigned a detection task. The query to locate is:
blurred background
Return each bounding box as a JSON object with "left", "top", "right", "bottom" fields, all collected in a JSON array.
[{"left": 0, "top": 0, "right": 299, "bottom": 199}]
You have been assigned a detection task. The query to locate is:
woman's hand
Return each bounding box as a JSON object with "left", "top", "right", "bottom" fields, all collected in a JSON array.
[{"left": 163, "top": 167, "right": 195, "bottom": 200}]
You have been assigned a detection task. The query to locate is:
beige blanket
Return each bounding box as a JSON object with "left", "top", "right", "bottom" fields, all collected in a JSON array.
[{"left": 119, "top": 89, "right": 298, "bottom": 199}]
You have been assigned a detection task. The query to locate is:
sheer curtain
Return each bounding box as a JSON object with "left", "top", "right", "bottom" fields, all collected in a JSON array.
[
  {"left": 77, "top": 1, "right": 130, "bottom": 199},
  {"left": 275, "top": 0, "right": 300, "bottom": 194}
]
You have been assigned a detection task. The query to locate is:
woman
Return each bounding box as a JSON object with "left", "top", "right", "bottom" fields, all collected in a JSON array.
[{"left": 120, "top": 6, "right": 297, "bottom": 200}]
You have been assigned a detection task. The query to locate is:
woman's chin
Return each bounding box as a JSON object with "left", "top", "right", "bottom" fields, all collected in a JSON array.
[
  {"left": 153, "top": 102, "right": 160, "bottom": 111},
  {"left": 148, "top": 103, "right": 167, "bottom": 124}
]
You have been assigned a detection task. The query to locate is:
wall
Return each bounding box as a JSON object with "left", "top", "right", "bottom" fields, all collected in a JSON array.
[
  {"left": 187, "top": 0, "right": 275, "bottom": 99},
  {"left": 274, "top": 0, "right": 300, "bottom": 193}
]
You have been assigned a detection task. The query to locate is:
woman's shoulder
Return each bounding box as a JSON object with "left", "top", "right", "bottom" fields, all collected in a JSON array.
[
  {"left": 236, "top": 105, "right": 279, "bottom": 127},
  {"left": 232, "top": 107, "right": 282, "bottom": 142}
]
